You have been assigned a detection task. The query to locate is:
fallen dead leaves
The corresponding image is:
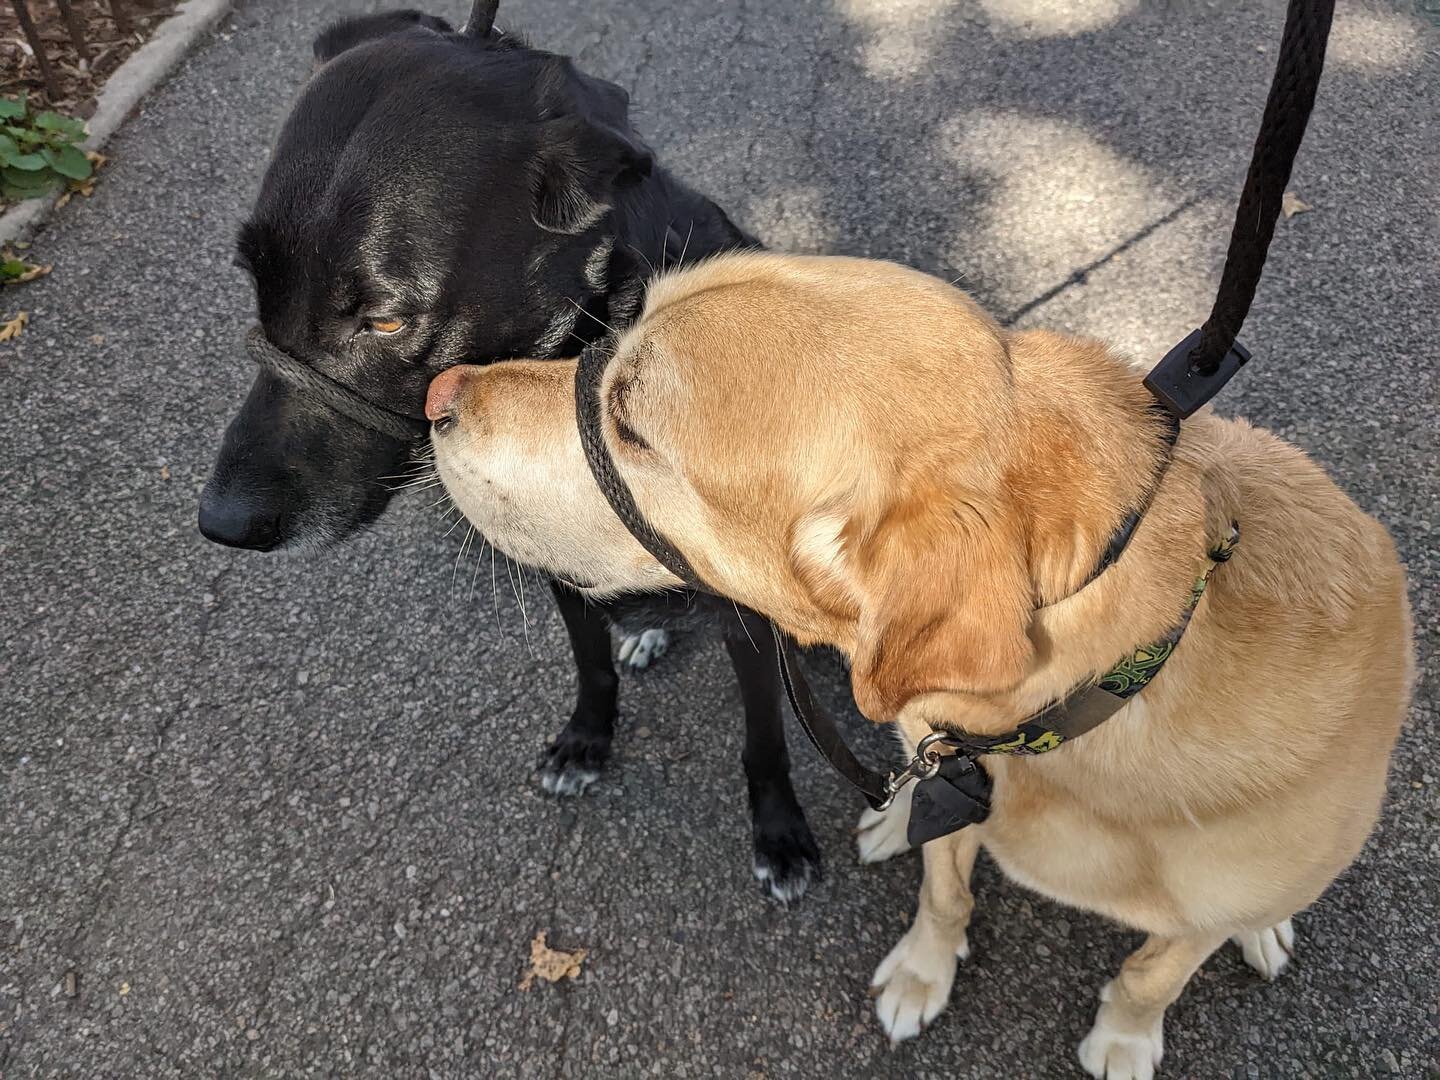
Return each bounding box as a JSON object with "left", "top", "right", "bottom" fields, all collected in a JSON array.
[
  {"left": 1281, "top": 191, "right": 1313, "bottom": 219},
  {"left": 53, "top": 151, "right": 107, "bottom": 211},
  {"left": 0, "top": 311, "right": 27, "bottom": 342},
  {"left": 1, "top": 257, "right": 51, "bottom": 285},
  {"left": 1, "top": 245, "right": 47, "bottom": 342},
  {"left": 518, "top": 930, "right": 587, "bottom": 991}
]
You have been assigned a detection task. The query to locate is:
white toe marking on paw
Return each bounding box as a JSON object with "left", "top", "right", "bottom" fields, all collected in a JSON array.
[
  {"left": 617, "top": 628, "right": 670, "bottom": 670},
  {"left": 871, "top": 922, "right": 961, "bottom": 1044},
  {"left": 541, "top": 767, "right": 600, "bottom": 797},
  {"left": 855, "top": 784, "right": 914, "bottom": 864},
  {"left": 1078, "top": 994, "right": 1164, "bottom": 1080},
  {"left": 1233, "top": 918, "right": 1295, "bottom": 980},
  {"left": 752, "top": 857, "right": 814, "bottom": 904}
]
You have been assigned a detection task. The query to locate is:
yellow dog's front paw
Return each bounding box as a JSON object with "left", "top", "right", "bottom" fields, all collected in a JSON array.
[{"left": 870, "top": 922, "right": 966, "bottom": 1044}]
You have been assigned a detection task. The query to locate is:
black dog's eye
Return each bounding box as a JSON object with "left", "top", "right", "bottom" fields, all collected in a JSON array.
[{"left": 363, "top": 317, "right": 406, "bottom": 335}]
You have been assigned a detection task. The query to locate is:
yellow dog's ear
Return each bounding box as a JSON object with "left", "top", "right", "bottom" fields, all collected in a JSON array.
[{"left": 849, "top": 489, "right": 1034, "bottom": 722}]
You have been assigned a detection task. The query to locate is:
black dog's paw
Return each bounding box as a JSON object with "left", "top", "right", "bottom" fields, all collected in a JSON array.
[
  {"left": 752, "top": 820, "right": 824, "bottom": 905},
  {"left": 538, "top": 727, "right": 611, "bottom": 797},
  {"left": 615, "top": 627, "right": 670, "bottom": 671}
]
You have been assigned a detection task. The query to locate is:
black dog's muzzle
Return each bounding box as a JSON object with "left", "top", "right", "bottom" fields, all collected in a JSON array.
[{"left": 244, "top": 326, "right": 430, "bottom": 443}]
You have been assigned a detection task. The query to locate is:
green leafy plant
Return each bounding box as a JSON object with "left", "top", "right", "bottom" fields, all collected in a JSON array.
[{"left": 0, "top": 95, "right": 92, "bottom": 205}]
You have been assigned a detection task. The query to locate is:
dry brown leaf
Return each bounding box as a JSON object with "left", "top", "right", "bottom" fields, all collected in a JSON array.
[
  {"left": 54, "top": 161, "right": 103, "bottom": 211},
  {"left": 0, "top": 312, "right": 28, "bottom": 342},
  {"left": 1, "top": 255, "right": 53, "bottom": 285},
  {"left": 160, "top": 464, "right": 171, "bottom": 481},
  {"left": 1281, "top": 192, "right": 1312, "bottom": 219},
  {"left": 518, "top": 931, "right": 587, "bottom": 991}
]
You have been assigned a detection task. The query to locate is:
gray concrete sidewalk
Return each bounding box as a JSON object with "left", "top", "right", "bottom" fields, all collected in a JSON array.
[{"left": 2, "top": 0, "right": 1436, "bottom": 1076}]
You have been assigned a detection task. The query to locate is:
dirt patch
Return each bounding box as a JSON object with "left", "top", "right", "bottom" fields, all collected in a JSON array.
[{"left": 2, "top": 0, "right": 181, "bottom": 117}]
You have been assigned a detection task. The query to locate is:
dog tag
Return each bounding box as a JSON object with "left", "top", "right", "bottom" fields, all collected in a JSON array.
[{"left": 906, "top": 754, "right": 992, "bottom": 847}]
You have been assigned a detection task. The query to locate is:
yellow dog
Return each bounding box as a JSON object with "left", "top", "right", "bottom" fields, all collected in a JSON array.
[{"left": 427, "top": 252, "right": 1413, "bottom": 1078}]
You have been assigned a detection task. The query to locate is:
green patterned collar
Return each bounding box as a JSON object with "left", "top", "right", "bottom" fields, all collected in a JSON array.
[{"left": 942, "top": 522, "right": 1240, "bottom": 758}]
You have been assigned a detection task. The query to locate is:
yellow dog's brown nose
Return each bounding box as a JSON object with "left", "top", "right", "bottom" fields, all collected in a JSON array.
[{"left": 426, "top": 366, "right": 477, "bottom": 422}]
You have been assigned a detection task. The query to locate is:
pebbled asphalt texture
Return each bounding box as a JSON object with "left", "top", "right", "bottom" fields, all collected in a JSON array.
[{"left": 1, "top": 1, "right": 1437, "bottom": 1077}]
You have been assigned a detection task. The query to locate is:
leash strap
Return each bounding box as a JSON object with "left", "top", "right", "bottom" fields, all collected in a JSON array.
[
  {"left": 771, "top": 625, "right": 892, "bottom": 811},
  {"left": 244, "top": 326, "right": 430, "bottom": 443},
  {"left": 1145, "top": 0, "right": 1335, "bottom": 418}
]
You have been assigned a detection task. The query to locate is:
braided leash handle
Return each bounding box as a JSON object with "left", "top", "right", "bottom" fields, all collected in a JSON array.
[
  {"left": 1146, "top": 0, "right": 1335, "bottom": 417},
  {"left": 1193, "top": 0, "right": 1336, "bottom": 375}
]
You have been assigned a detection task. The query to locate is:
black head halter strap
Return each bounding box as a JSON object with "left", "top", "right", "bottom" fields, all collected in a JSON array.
[
  {"left": 574, "top": 336, "right": 1187, "bottom": 814},
  {"left": 243, "top": 326, "right": 430, "bottom": 443},
  {"left": 575, "top": 339, "right": 703, "bottom": 586}
]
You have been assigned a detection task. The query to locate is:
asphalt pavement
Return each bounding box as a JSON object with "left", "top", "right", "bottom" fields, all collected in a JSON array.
[{"left": 2, "top": 0, "right": 1437, "bottom": 1076}]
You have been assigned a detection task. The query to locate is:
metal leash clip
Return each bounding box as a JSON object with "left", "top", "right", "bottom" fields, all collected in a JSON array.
[{"left": 878, "top": 731, "right": 953, "bottom": 810}]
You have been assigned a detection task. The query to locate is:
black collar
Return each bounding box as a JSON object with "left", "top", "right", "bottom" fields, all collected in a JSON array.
[{"left": 1081, "top": 406, "right": 1180, "bottom": 588}]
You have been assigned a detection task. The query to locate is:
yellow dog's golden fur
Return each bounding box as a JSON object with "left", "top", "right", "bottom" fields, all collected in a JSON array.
[{"left": 430, "top": 253, "right": 1413, "bottom": 1078}]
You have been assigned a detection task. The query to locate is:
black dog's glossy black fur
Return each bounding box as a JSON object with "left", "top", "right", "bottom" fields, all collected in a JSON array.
[{"left": 199, "top": 11, "right": 822, "bottom": 900}]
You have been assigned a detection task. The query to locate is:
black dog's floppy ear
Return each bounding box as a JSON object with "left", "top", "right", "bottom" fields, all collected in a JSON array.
[
  {"left": 313, "top": 10, "right": 452, "bottom": 63},
  {"left": 532, "top": 116, "right": 654, "bottom": 235}
]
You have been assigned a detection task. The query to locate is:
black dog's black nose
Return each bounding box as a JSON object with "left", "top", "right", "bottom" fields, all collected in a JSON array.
[{"left": 198, "top": 490, "right": 282, "bottom": 551}]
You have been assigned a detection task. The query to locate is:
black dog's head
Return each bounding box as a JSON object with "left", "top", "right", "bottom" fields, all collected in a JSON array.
[{"left": 199, "top": 7, "right": 664, "bottom": 551}]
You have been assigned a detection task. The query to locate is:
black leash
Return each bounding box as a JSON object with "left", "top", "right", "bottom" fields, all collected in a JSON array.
[
  {"left": 244, "top": 326, "right": 430, "bottom": 443},
  {"left": 1145, "top": 0, "right": 1335, "bottom": 419},
  {"left": 579, "top": 0, "right": 1336, "bottom": 830},
  {"left": 770, "top": 624, "right": 893, "bottom": 810}
]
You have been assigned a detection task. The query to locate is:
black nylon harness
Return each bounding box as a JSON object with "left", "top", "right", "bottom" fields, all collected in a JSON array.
[{"left": 572, "top": 0, "right": 1335, "bottom": 834}]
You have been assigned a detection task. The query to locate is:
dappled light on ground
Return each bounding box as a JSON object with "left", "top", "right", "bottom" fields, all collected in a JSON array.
[
  {"left": 1328, "top": 6, "right": 1426, "bottom": 74},
  {"left": 978, "top": 0, "right": 1137, "bottom": 38},
  {"left": 837, "top": 0, "right": 963, "bottom": 78},
  {"left": 737, "top": 184, "right": 840, "bottom": 253},
  {"left": 939, "top": 110, "right": 1174, "bottom": 288},
  {"left": 937, "top": 109, "right": 1217, "bottom": 359}
]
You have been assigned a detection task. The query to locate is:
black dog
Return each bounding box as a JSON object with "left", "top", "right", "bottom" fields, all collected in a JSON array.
[{"left": 199, "top": 5, "right": 823, "bottom": 900}]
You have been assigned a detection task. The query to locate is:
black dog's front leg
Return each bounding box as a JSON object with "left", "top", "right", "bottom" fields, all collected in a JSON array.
[
  {"left": 540, "top": 580, "right": 618, "bottom": 795},
  {"left": 723, "top": 605, "right": 823, "bottom": 903}
]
